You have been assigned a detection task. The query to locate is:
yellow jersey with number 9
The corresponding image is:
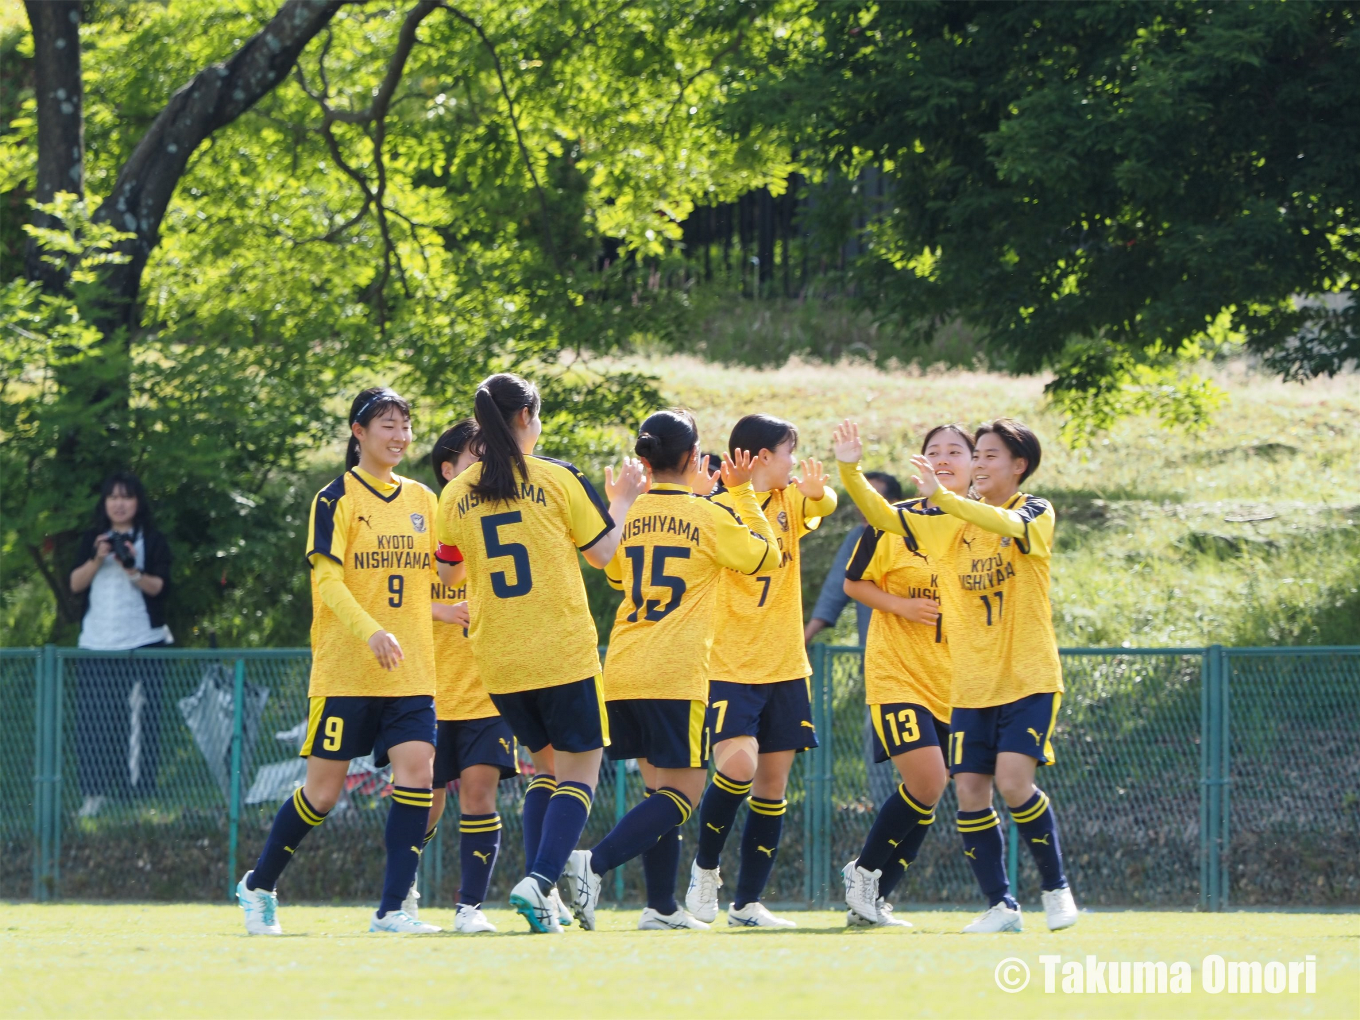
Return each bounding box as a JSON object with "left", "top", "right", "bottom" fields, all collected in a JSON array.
[
  {"left": 707, "top": 485, "right": 838, "bottom": 685},
  {"left": 435, "top": 455, "right": 613, "bottom": 695},
  {"left": 306, "top": 470, "right": 438, "bottom": 698}
]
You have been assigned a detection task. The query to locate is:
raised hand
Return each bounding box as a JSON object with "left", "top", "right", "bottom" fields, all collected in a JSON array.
[
  {"left": 605, "top": 456, "right": 649, "bottom": 503},
  {"left": 691, "top": 452, "right": 721, "bottom": 496},
  {"left": 832, "top": 420, "right": 863, "bottom": 464},
  {"left": 368, "top": 630, "right": 405, "bottom": 671},
  {"left": 792, "top": 457, "right": 830, "bottom": 499},
  {"left": 721, "top": 448, "right": 757, "bottom": 488},
  {"left": 910, "top": 453, "right": 941, "bottom": 499}
]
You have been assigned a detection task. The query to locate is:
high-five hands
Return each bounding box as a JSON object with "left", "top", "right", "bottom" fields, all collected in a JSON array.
[
  {"left": 792, "top": 457, "right": 829, "bottom": 499},
  {"left": 605, "top": 456, "right": 649, "bottom": 502},
  {"left": 910, "top": 453, "right": 941, "bottom": 500},
  {"left": 831, "top": 420, "right": 863, "bottom": 464},
  {"left": 720, "top": 449, "right": 758, "bottom": 489},
  {"left": 690, "top": 453, "right": 721, "bottom": 496}
]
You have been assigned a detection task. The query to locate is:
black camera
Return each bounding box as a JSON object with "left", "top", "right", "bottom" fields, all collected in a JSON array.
[{"left": 106, "top": 532, "right": 137, "bottom": 569}]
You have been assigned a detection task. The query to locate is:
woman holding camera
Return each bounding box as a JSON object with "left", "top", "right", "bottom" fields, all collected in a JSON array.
[{"left": 68, "top": 472, "right": 173, "bottom": 817}]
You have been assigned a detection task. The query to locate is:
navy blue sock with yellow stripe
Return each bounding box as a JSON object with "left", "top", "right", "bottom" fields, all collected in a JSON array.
[
  {"left": 734, "top": 796, "right": 786, "bottom": 908},
  {"left": 379, "top": 786, "right": 434, "bottom": 917},
  {"left": 521, "top": 774, "right": 556, "bottom": 876},
  {"left": 248, "top": 787, "right": 328, "bottom": 891},
  {"left": 457, "top": 812, "right": 502, "bottom": 906},
  {"left": 590, "top": 787, "right": 692, "bottom": 876},
  {"left": 1009, "top": 788, "right": 1068, "bottom": 891},
  {"left": 878, "top": 796, "right": 936, "bottom": 900},
  {"left": 958, "top": 807, "right": 1015, "bottom": 908},
  {"left": 858, "top": 783, "right": 936, "bottom": 875},
  {"left": 529, "top": 781, "right": 593, "bottom": 892},
  {"left": 695, "top": 771, "right": 751, "bottom": 870},
  {"left": 640, "top": 788, "right": 682, "bottom": 914}
]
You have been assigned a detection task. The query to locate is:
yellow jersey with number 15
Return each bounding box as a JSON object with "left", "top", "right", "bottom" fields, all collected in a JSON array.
[
  {"left": 707, "top": 485, "right": 838, "bottom": 685},
  {"left": 435, "top": 455, "right": 613, "bottom": 695},
  {"left": 430, "top": 576, "right": 497, "bottom": 721},
  {"left": 602, "top": 482, "right": 777, "bottom": 702},
  {"left": 306, "top": 470, "right": 438, "bottom": 698},
  {"left": 844, "top": 499, "right": 951, "bottom": 723}
]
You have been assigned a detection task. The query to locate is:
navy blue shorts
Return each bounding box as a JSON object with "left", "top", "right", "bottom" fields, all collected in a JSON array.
[
  {"left": 489, "top": 676, "right": 609, "bottom": 755},
  {"left": 869, "top": 702, "right": 951, "bottom": 764},
  {"left": 300, "top": 695, "right": 436, "bottom": 761},
  {"left": 430, "top": 717, "right": 520, "bottom": 785},
  {"left": 605, "top": 699, "right": 709, "bottom": 770},
  {"left": 707, "top": 678, "right": 818, "bottom": 754},
  {"left": 948, "top": 692, "right": 1062, "bottom": 775}
]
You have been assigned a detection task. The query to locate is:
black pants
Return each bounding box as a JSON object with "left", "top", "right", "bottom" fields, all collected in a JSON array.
[{"left": 77, "top": 644, "right": 166, "bottom": 798}]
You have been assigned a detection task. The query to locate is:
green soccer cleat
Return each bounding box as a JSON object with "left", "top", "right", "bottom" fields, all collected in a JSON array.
[
  {"left": 236, "top": 871, "right": 282, "bottom": 936},
  {"left": 509, "top": 876, "right": 564, "bottom": 934}
]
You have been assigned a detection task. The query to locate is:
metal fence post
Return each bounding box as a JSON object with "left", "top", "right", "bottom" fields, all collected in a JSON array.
[
  {"left": 1006, "top": 821, "right": 1019, "bottom": 894},
  {"left": 614, "top": 759, "right": 627, "bottom": 902},
  {"left": 1218, "top": 646, "right": 1231, "bottom": 911},
  {"left": 227, "top": 658, "right": 245, "bottom": 900},
  {"left": 804, "top": 645, "right": 823, "bottom": 905},
  {"left": 51, "top": 649, "right": 65, "bottom": 900},
  {"left": 31, "top": 646, "right": 53, "bottom": 902},
  {"left": 1199, "top": 645, "right": 1228, "bottom": 911}
]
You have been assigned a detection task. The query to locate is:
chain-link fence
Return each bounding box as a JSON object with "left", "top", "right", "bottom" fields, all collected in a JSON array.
[{"left": 7, "top": 644, "right": 1358, "bottom": 908}]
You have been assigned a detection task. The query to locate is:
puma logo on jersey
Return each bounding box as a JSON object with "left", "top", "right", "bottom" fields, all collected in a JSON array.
[
  {"left": 498, "top": 738, "right": 511, "bottom": 752},
  {"left": 1031, "top": 834, "right": 1051, "bottom": 846},
  {"left": 472, "top": 849, "right": 492, "bottom": 863},
  {"left": 756, "top": 845, "right": 776, "bottom": 858},
  {"left": 964, "top": 847, "right": 977, "bottom": 860},
  {"left": 908, "top": 548, "right": 929, "bottom": 563},
  {"left": 960, "top": 536, "right": 974, "bottom": 549},
  {"left": 706, "top": 823, "right": 724, "bottom": 834},
  {"left": 1027, "top": 727, "right": 1043, "bottom": 746},
  {"left": 317, "top": 496, "right": 336, "bottom": 508},
  {"left": 356, "top": 515, "right": 373, "bottom": 529}
]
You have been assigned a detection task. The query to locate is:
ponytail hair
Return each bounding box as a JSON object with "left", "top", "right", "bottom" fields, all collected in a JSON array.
[
  {"left": 635, "top": 409, "right": 698, "bottom": 474},
  {"left": 728, "top": 413, "right": 797, "bottom": 458},
  {"left": 471, "top": 373, "right": 540, "bottom": 501},
  {"left": 430, "top": 418, "right": 479, "bottom": 493},
  {"left": 346, "top": 387, "right": 411, "bottom": 470}
]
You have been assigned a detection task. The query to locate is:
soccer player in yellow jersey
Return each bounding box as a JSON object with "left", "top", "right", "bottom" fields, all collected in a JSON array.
[
  {"left": 389, "top": 419, "right": 519, "bottom": 934},
  {"left": 686, "top": 414, "right": 838, "bottom": 929},
  {"left": 833, "top": 417, "right": 1079, "bottom": 934},
  {"left": 434, "top": 373, "right": 647, "bottom": 933},
  {"left": 560, "top": 411, "right": 777, "bottom": 932},
  {"left": 237, "top": 388, "right": 453, "bottom": 936},
  {"left": 839, "top": 424, "right": 974, "bottom": 928}
]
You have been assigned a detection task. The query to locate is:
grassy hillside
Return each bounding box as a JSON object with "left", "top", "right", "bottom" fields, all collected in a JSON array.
[{"left": 593, "top": 355, "right": 1359, "bottom": 648}]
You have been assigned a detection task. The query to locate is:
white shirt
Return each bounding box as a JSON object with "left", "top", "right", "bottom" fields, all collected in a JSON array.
[{"left": 77, "top": 531, "right": 173, "bottom": 650}]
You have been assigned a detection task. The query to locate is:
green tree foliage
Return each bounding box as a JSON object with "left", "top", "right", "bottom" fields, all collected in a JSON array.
[
  {"left": 0, "top": 1, "right": 789, "bottom": 644},
  {"left": 736, "top": 1, "right": 1360, "bottom": 442}
]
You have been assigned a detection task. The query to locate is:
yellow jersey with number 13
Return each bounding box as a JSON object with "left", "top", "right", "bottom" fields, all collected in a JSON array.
[
  {"left": 707, "top": 485, "right": 837, "bottom": 685},
  {"left": 435, "top": 455, "right": 613, "bottom": 695},
  {"left": 306, "top": 470, "right": 438, "bottom": 698}
]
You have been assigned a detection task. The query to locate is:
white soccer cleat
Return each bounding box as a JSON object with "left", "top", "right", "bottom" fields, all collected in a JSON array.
[
  {"left": 727, "top": 901, "right": 797, "bottom": 928},
  {"left": 453, "top": 903, "right": 497, "bottom": 934},
  {"left": 236, "top": 871, "right": 282, "bottom": 936},
  {"left": 685, "top": 860, "right": 722, "bottom": 923},
  {"left": 369, "top": 909, "right": 441, "bottom": 934},
  {"left": 401, "top": 875, "right": 420, "bottom": 919},
  {"left": 842, "top": 859, "right": 882, "bottom": 926},
  {"left": 509, "top": 876, "right": 563, "bottom": 934},
  {"left": 638, "top": 907, "right": 711, "bottom": 931},
  {"left": 1042, "top": 886, "right": 1079, "bottom": 931},
  {"left": 562, "top": 849, "right": 603, "bottom": 931},
  {"left": 846, "top": 898, "right": 912, "bottom": 928},
  {"left": 549, "top": 886, "right": 573, "bottom": 928},
  {"left": 961, "top": 901, "right": 1023, "bottom": 933}
]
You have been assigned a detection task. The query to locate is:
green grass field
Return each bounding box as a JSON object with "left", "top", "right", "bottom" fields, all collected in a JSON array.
[{"left": 2, "top": 905, "right": 1355, "bottom": 1019}]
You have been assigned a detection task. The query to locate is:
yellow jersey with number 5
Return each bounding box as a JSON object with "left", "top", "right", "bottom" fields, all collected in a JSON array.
[
  {"left": 845, "top": 500, "right": 951, "bottom": 723},
  {"left": 306, "top": 470, "right": 438, "bottom": 698},
  {"left": 435, "top": 456, "right": 612, "bottom": 695},
  {"left": 707, "top": 485, "right": 837, "bottom": 685}
]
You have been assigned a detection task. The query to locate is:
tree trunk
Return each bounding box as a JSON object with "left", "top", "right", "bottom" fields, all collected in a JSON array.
[{"left": 24, "top": 0, "right": 83, "bottom": 290}]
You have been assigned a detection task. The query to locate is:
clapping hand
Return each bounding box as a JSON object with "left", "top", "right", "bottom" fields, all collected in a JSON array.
[
  {"left": 832, "top": 420, "right": 862, "bottom": 464},
  {"left": 910, "top": 453, "right": 941, "bottom": 499},
  {"left": 792, "top": 457, "right": 829, "bottom": 499},
  {"left": 720, "top": 448, "right": 757, "bottom": 488}
]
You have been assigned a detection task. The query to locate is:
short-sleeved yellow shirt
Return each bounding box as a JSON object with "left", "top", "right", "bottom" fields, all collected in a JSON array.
[{"left": 435, "top": 456, "right": 612, "bottom": 694}]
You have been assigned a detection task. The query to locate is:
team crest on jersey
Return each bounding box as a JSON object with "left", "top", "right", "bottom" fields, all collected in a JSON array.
[
  {"left": 410, "top": 513, "right": 427, "bottom": 533},
  {"left": 1000, "top": 536, "right": 1011, "bottom": 547},
  {"left": 777, "top": 511, "right": 789, "bottom": 531}
]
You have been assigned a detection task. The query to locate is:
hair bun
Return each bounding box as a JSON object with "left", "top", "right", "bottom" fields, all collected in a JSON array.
[{"left": 635, "top": 432, "right": 659, "bottom": 455}]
